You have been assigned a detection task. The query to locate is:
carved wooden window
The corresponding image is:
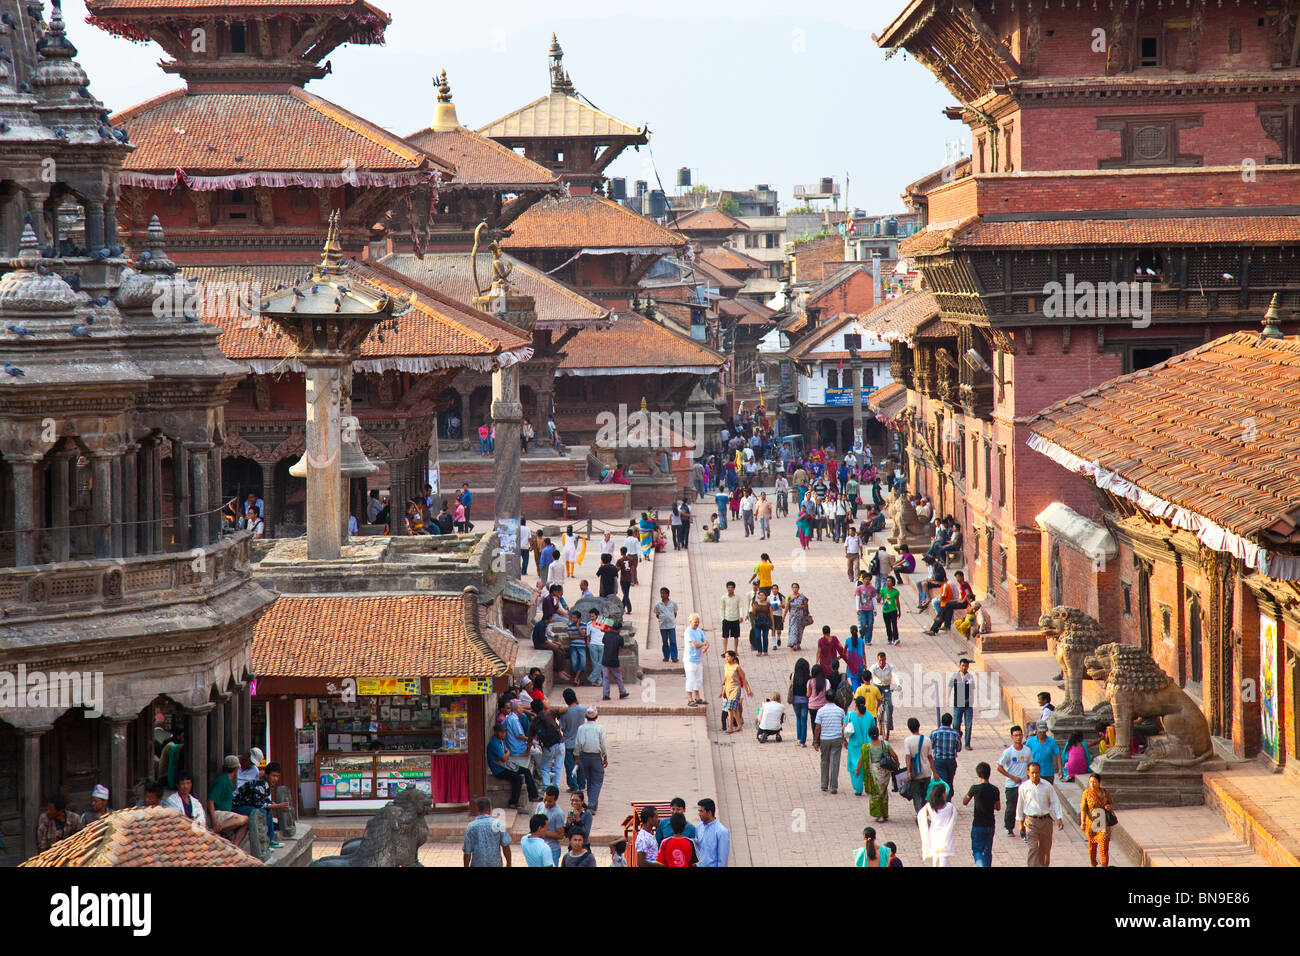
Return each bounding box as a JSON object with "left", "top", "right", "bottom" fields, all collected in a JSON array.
[
  {"left": 826, "top": 368, "right": 839, "bottom": 390},
  {"left": 976, "top": 136, "right": 987, "bottom": 173},
  {"left": 1136, "top": 557, "right": 1153, "bottom": 653},
  {"left": 1121, "top": 580, "right": 1132, "bottom": 616},
  {"left": 1186, "top": 588, "right": 1203, "bottom": 684},
  {"left": 997, "top": 445, "right": 1007, "bottom": 506},
  {"left": 1228, "top": 28, "right": 1242, "bottom": 54},
  {"left": 230, "top": 23, "right": 248, "bottom": 54},
  {"left": 1098, "top": 113, "right": 1203, "bottom": 168},
  {"left": 957, "top": 426, "right": 966, "bottom": 478},
  {"left": 1138, "top": 34, "right": 1160, "bottom": 67},
  {"left": 970, "top": 438, "right": 978, "bottom": 490},
  {"left": 983, "top": 440, "right": 993, "bottom": 500},
  {"left": 999, "top": 546, "right": 1007, "bottom": 583}
]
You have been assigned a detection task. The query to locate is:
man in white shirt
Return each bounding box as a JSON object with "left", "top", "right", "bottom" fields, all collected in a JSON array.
[
  {"left": 903, "top": 716, "right": 936, "bottom": 811},
  {"left": 1016, "top": 761, "right": 1064, "bottom": 866},
  {"left": 740, "top": 491, "right": 756, "bottom": 537},
  {"left": 869, "top": 652, "right": 896, "bottom": 738},
  {"left": 599, "top": 531, "right": 616, "bottom": 559},
  {"left": 774, "top": 474, "right": 790, "bottom": 517},
  {"left": 997, "top": 725, "right": 1034, "bottom": 837},
  {"left": 844, "top": 528, "right": 862, "bottom": 581}
]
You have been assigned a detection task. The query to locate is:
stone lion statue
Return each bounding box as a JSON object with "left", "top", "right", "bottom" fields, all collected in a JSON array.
[
  {"left": 1039, "top": 606, "right": 1108, "bottom": 716},
  {"left": 1084, "top": 642, "right": 1214, "bottom": 770},
  {"left": 310, "top": 786, "right": 431, "bottom": 867},
  {"left": 887, "top": 491, "right": 928, "bottom": 549}
]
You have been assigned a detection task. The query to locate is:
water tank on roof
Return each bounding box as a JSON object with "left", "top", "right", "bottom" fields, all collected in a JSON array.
[
  {"left": 649, "top": 189, "right": 667, "bottom": 217},
  {"left": 885, "top": 218, "right": 899, "bottom": 236},
  {"left": 610, "top": 177, "right": 627, "bottom": 200},
  {"left": 677, "top": 167, "right": 692, "bottom": 188},
  {"left": 820, "top": 176, "right": 834, "bottom": 193},
  {"left": 635, "top": 180, "right": 648, "bottom": 197},
  {"left": 756, "top": 184, "right": 770, "bottom": 192}
]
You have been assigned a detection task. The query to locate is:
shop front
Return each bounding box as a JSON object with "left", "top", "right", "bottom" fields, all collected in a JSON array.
[{"left": 250, "top": 592, "right": 515, "bottom": 816}]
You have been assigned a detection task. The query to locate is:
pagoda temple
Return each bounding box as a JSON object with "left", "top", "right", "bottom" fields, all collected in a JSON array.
[
  {"left": 875, "top": 0, "right": 1300, "bottom": 628},
  {"left": 0, "top": 0, "right": 275, "bottom": 859}
]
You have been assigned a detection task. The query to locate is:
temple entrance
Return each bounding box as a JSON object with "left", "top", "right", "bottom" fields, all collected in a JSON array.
[{"left": 437, "top": 387, "right": 463, "bottom": 439}]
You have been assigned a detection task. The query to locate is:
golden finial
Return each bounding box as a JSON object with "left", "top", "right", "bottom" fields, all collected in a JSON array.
[
  {"left": 640, "top": 396, "right": 648, "bottom": 412},
  {"left": 436, "top": 70, "right": 452, "bottom": 103},
  {"left": 320, "top": 209, "right": 343, "bottom": 273},
  {"left": 1261, "top": 293, "right": 1285, "bottom": 340}
]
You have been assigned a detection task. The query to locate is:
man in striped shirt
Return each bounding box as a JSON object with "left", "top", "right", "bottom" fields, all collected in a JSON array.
[
  {"left": 929, "top": 713, "right": 963, "bottom": 792},
  {"left": 813, "top": 696, "right": 847, "bottom": 794}
]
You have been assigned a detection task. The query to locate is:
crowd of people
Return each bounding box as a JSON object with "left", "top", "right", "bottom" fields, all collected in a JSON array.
[{"left": 33, "top": 731, "right": 293, "bottom": 862}]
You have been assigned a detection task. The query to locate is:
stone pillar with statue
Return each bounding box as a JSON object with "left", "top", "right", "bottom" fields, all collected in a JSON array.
[
  {"left": 260, "top": 211, "right": 401, "bottom": 560},
  {"left": 471, "top": 224, "right": 536, "bottom": 580}
]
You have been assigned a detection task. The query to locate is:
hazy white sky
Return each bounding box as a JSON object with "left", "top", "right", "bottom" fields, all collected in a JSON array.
[{"left": 63, "top": 0, "right": 958, "bottom": 213}]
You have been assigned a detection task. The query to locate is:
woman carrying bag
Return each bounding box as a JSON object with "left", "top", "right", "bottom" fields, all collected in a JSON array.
[{"left": 864, "top": 725, "right": 897, "bottom": 822}]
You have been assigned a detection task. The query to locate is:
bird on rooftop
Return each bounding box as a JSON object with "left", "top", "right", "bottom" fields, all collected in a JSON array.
[
  {"left": 0, "top": 121, "right": 9, "bottom": 134},
  {"left": 18, "top": 81, "right": 30, "bottom": 93},
  {"left": 4, "top": 362, "right": 25, "bottom": 377},
  {"left": 292, "top": 288, "right": 306, "bottom": 299},
  {"left": 70, "top": 325, "right": 91, "bottom": 338},
  {"left": 0, "top": 13, "right": 15, "bottom": 27},
  {"left": 53, "top": 127, "right": 67, "bottom": 139},
  {"left": 138, "top": 250, "right": 152, "bottom": 262},
  {"left": 7, "top": 324, "right": 34, "bottom": 337},
  {"left": 64, "top": 273, "right": 81, "bottom": 292},
  {"left": 86, "top": 314, "right": 96, "bottom": 325},
  {"left": 91, "top": 296, "right": 110, "bottom": 307},
  {"left": 77, "top": 86, "right": 92, "bottom": 100}
]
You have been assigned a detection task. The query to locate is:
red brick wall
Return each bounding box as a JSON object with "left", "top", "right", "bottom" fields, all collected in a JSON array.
[
  {"left": 1037, "top": 531, "right": 1121, "bottom": 638},
  {"left": 808, "top": 269, "right": 875, "bottom": 317},
  {"left": 1234, "top": 581, "right": 1263, "bottom": 758},
  {"left": 953, "top": 166, "right": 1300, "bottom": 216},
  {"left": 793, "top": 237, "right": 845, "bottom": 283},
  {"left": 1018, "top": 102, "right": 1279, "bottom": 171}
]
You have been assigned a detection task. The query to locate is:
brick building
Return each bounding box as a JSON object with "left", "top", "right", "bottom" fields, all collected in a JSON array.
[
  {"left": 875, "top": 0, "right": 1300, "bottom": 626},
  {"left": 1026, "top": 323, "right": 1300, "bottom": 765}
]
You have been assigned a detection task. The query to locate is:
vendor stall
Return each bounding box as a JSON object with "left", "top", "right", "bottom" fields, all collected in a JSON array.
[{"left": 250, "top": 592, "right": 515, "bottom": 815}]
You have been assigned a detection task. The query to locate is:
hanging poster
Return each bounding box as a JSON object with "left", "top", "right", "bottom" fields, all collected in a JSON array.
[
  {"left": 428, "top": 677, "right": 492, "bottom": 695},
  {"left": 357, "top": 678, "right": 419, "bottom": 696},
  {"left": 1260, "top": 614, "right": 1278, "bottom": 760}
]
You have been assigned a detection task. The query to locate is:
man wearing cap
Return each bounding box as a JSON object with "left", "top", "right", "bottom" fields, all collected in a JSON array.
[
  {"left": 84, "top": 785, "right": 112, "bottom": 824},
  {"left": 207, "top": 755, "right": 250, "bottom": 849},
  {"left": 237, "top": 748, "right": 263, "bottom": 786},
  {"left": 573, "top": 706, "right": 608, "bottom": 813}
]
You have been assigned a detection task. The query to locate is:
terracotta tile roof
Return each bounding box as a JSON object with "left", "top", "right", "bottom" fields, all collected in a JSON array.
[
  {"left": 405, "top": 125, "right": 558, "bottom": 189},
  {"left": 692, "top": 258, "right": 743, "bottom": 293},
  {"left": 777, "top": 311, "right": 808, "bottom": 334},
  {"left": 700, "top": 245, "right": 767, "bottom": 275},
  {"left": 671, "top": 207, "right": 749, "bottom": 234},
  {"left": 378, "top": 252, "right": 611, "bottom": 330},
  {"left": 89, "top": 0, "right": 385, "bottom": 9},
  {"left": 903, "top": 216, "right": 1300, "bottom": 256},
  {"left": 20, "top": 808, "right": 264, "bottom": 867},
  {"left": 558, "top": 314, "right": 724, "bottom": 374},
  {"left": 807, "top": 263, "right": 871, "bottom": 305},
  {"left": 858, "top": 291, "right": 940, "bottom": 344},
  {"left": 182, "top": 262, "right": 531, "bottom": 370},
  {"left": 867, "top": 381, "right": 908, "bottom": 418},
  {"left": 251, "top": 593, "right": 514, "bottom": 678},
  {"left": 1027, "top": 332, "right": 1300, "bottom": 546},
  {"left": 787, "top": 311, "right": 892, "bottom": 362},
  {"left": 504, "top": 195, "right": 686, "bottom": 251},
  {"left": 479, "top": 92, "right": 646, "bottom": 140},
  {"left": 112, "top": 88, "right": 448, "bottom": 181}
]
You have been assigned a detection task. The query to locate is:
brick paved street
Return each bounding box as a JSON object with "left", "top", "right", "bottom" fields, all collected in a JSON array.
[{"left": 677, "top": 492, "right": 1127, "bottom": 868}]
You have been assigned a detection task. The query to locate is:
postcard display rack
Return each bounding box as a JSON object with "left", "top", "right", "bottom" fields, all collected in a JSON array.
[{"left": 313, "top": 693, "right": 471, "bottom": 810}]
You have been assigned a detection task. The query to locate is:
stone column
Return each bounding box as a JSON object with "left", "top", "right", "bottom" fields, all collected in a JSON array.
[
  {"left": 172, "top": 440, "right": 190, "bottom": 552},
  {"left": 304, "top": 363, "right": 346, "bottom": 559},
  {"left": 209, "top": 692, "right": 227, "bottom": 781},
  {"left": 109, "top": 717, "right": 132, "bottom": 809},
  {"left": 536, "top": 386, "right": 554, "bottom": 437},
  {"left": 223, "top": 693, "right": 236, "bottom": 759},
  {"left": 88, "top": 453, "right": 112, "bottom": 559},
  {"left": 187, "top": 444, "right": 212, "bottom": 548},
  {"left": 8, "top": 456, "right": 39, "bottom": 566},
  {"left": 238, "top": 682, "right": 252, "bottom": 750},
  {"left": 208, "top": 446, "right": 222, "bottom": 543},
  {"left": 110, "top": 453, "right": 124, "bottom": 557},
  {"left": 187, "top": 706, "right": 211, "bottom": 801},
  {"left": 851, "top": 363, "right": 864, "bottom": 453},
  {"left": 388, "top": 458, "right": 408, "bottom": 536},
  {"left": 84, "top": 200, "right": 106, "bottom": 251},
  {"left": 49, "top": 451, "right": 71, "bottom": 562},
  {"left": 137, "top": 705, "right": 154, "bottom": 786},
  {"left": 22, "top": 728, "right": 48, "bottom": 860},
  {"left": 146, "top": 438, "right": 165, "bottom": 554},
  {"left": 492, "top": 361, "right": 524, "bottom": 579},
  {"left": 104, "top": 199, "right": 119, "bottom": 245},
  {"left": 121, "top": 445, "right": 138, "bottom": 558},
  {"left": 259, "top": 460, "right": 277, "bottom": 538}
]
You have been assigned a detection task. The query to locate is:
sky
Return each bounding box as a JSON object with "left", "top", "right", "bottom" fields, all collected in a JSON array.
[{"left": 62, "top": 0, "right": 960, "bottom": 214}]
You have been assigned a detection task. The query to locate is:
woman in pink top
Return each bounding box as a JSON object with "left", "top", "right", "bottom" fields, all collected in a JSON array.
[
  {"left": 1063, "top": 731, "right": 1093, "bottom": 781},
  {"left": 807, "top": 663, "right": 830, "bottom": 726},
  {"left": 454, "top": 500, "right": 468, "bottom": 532}
]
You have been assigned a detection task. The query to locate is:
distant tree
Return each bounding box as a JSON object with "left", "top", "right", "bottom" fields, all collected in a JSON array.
[
  {"left": 717, "top": 196, "right": 741, "bottom": 216},
  {"left": 689, "top": 183, "right": 709, "bottom": 195}
]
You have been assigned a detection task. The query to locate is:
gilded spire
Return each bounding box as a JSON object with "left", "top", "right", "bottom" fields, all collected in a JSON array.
[
  {"left": 430, "top": 69, "right": 460, "bottom": 131},
  {"left": 1261, "top": 293, "right": 1285, "bottom": 340},
  {"left": 320, "top": 209, "right": 343, "bottom": 274},
  {"left": 549, "top": 33, "right": 575, "bottom": 94}
]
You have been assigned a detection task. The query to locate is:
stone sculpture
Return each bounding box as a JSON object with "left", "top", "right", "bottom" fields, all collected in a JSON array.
[
  {"left": 1084, "top": 642, "right": 1215, "bottom": 770},
  {"left": 1038, "top": 606, "right": 1108, "bottom": 716},
  {"left": 309, "top": 786, "right": 430, "bottom": 866}
]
